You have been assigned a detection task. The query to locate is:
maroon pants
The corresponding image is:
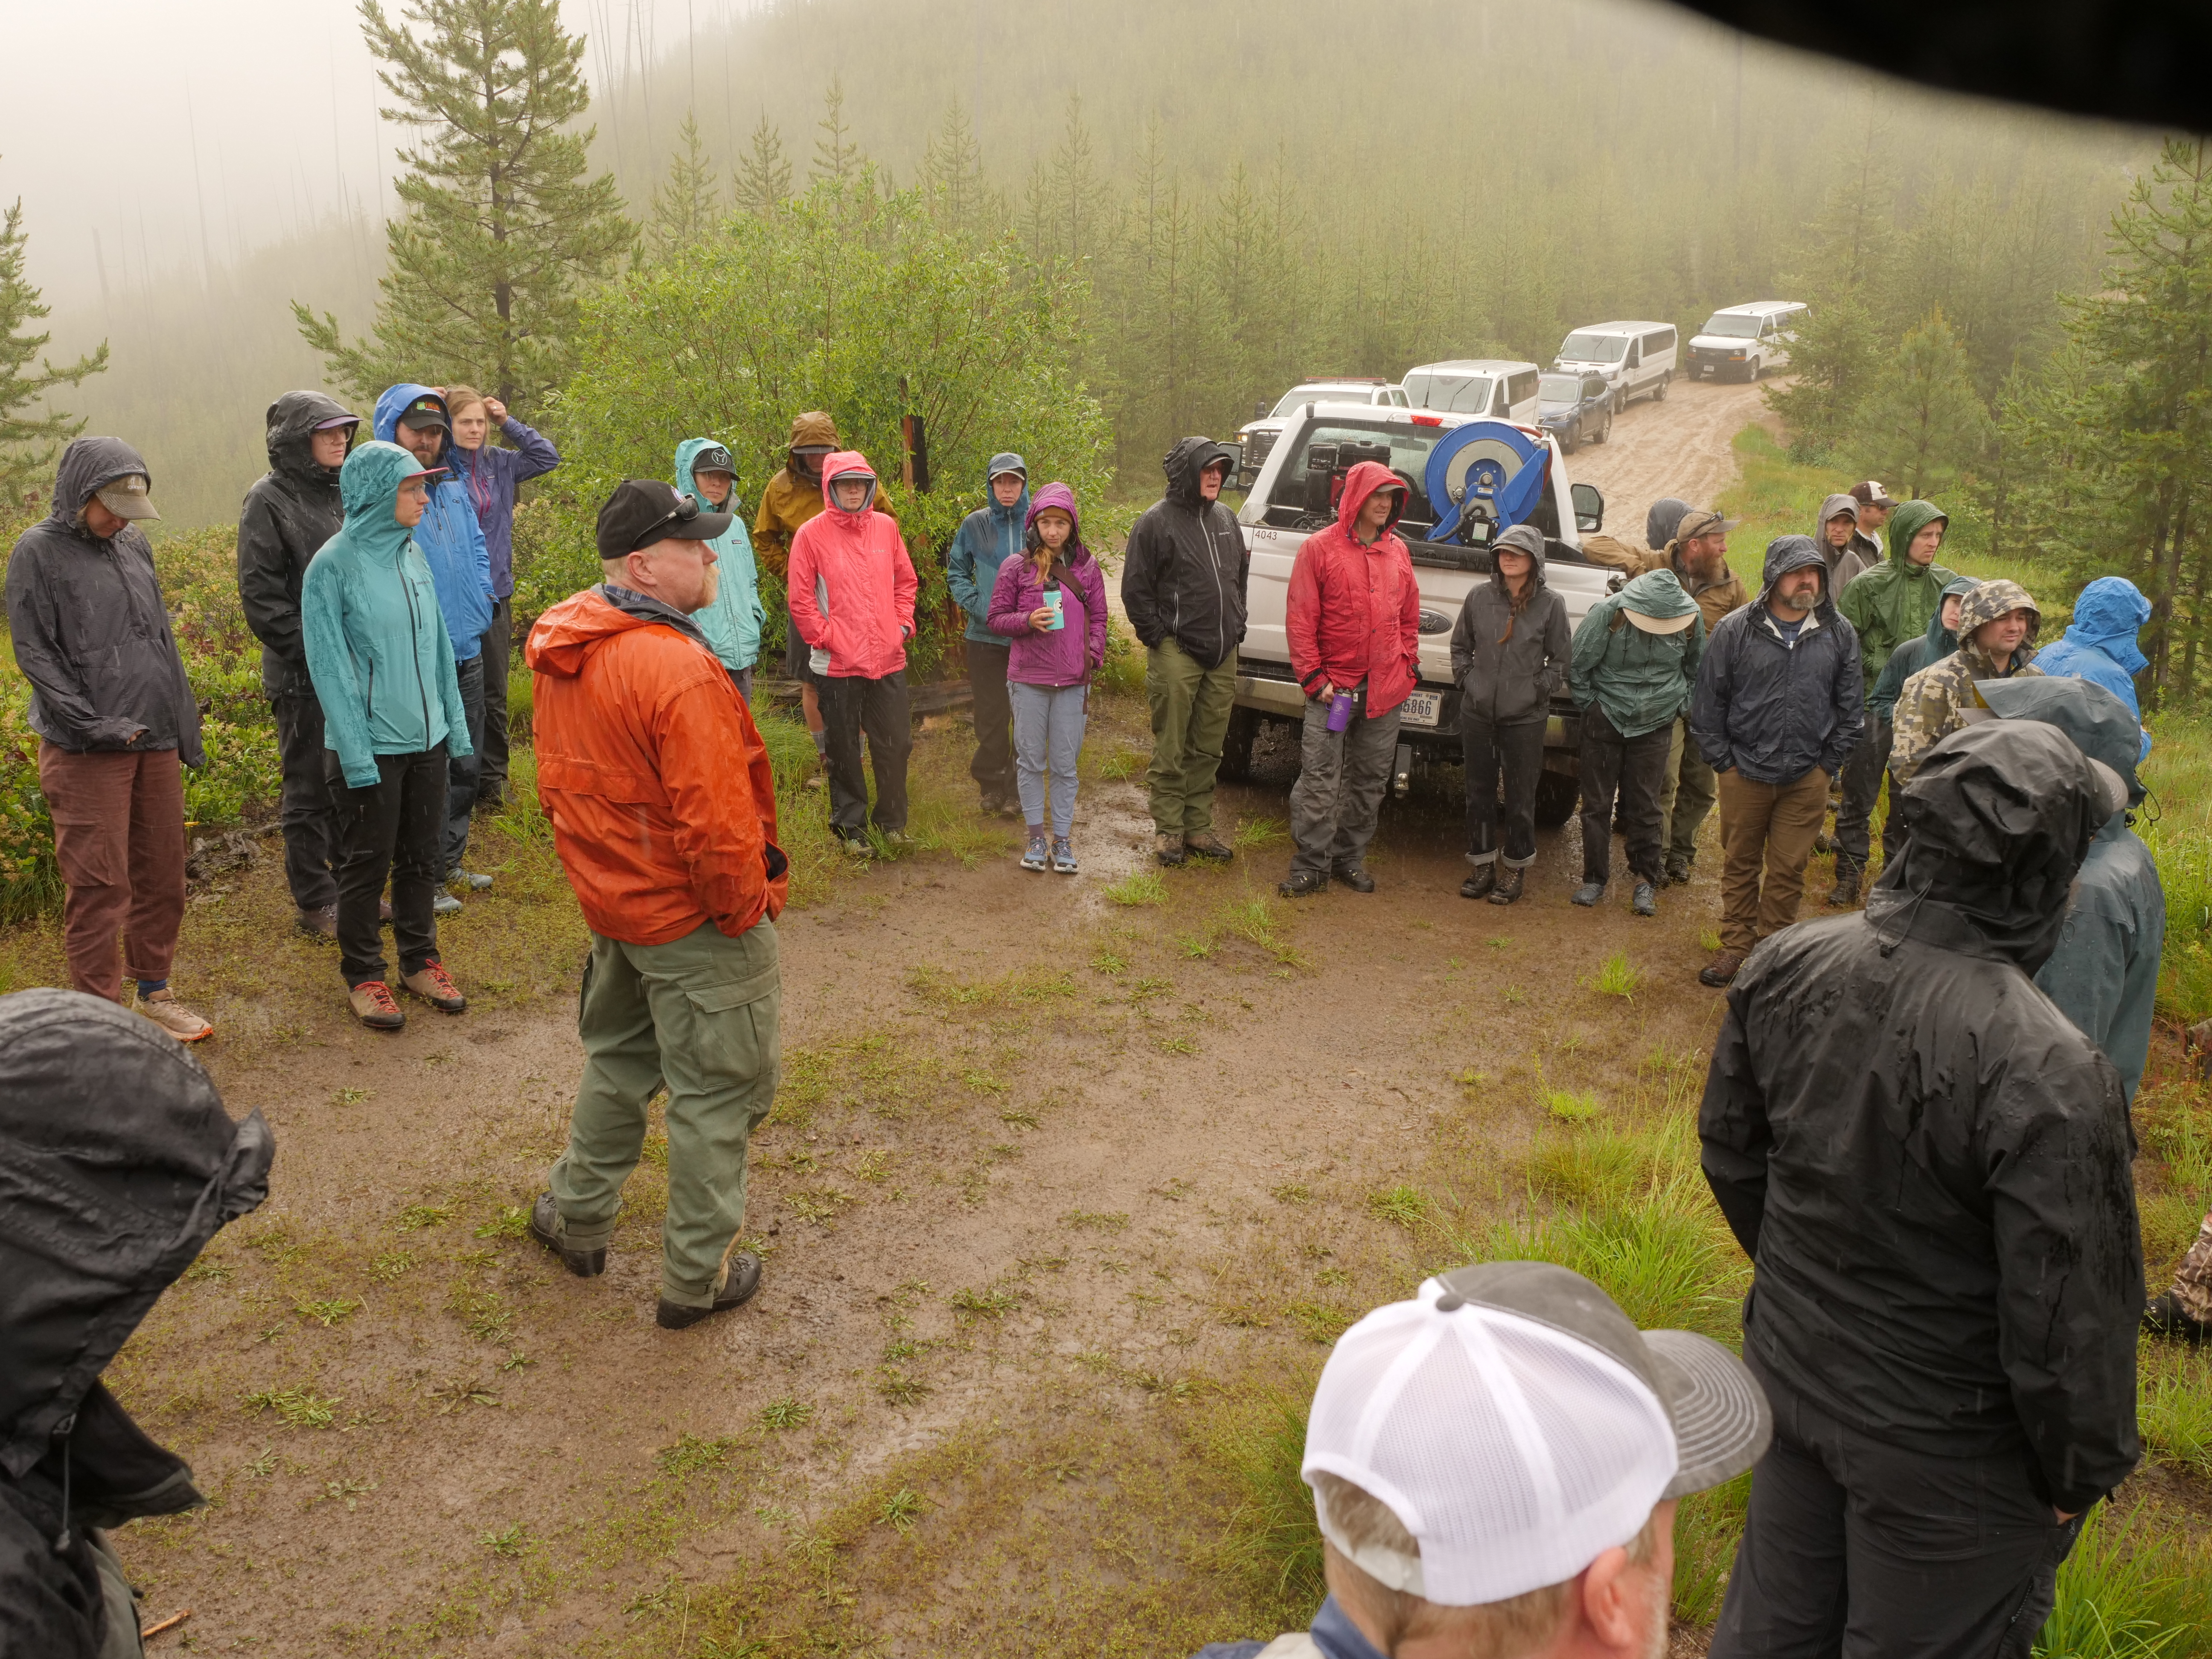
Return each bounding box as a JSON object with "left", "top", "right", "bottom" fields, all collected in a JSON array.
[{"left": 38, "top": 743, "right": 189, "bottom": 1001}]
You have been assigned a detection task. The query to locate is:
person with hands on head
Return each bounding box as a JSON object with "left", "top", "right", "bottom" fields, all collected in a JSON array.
[
  {"left": 6, "top": 438, "right": 211, "bottom": 1042},
  {"left": 949, "top": 453, "right": 1030, "bottom": 816},
  {"left": 986, "top": 483, "right": 1108, "bottom": 873},
  {"left": 673, "top": 439, "right": 766, "bottom": 699},
  {"left": 301, "top": 440, "right": 474, "bottom": 1032},
  {"left": 522, "top": 479, "right": 789, "bottom": 1331},
  {"left": 786, "top": 451, "right": 919, "bottom": 853},
  {"left": 1280, "top": 462, "right": 1420, "bottom": 899}
]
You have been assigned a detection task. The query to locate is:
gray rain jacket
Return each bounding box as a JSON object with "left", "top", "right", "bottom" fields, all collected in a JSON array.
[
  {"left": 1121, "top": 437, "right": 1248, "bottom": 669},
  {"left": 237, "top": 392, "right": 355, "bottom": 697},
  {"left": 1450, "top": 533, "right": 1570, "bottom": 727},
  {"left": 1700, "top": 721, "right": 2143, "bottom": 1515},
  {"left": 5, "top": 439, "right": 204, "bottom": 761}
]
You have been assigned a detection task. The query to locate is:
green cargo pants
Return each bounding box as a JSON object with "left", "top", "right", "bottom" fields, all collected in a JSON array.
[
  {"left": 550, "top": 918, "right": 780, "bottom": 1308},
  {"left": 1658, "top": 713, "right": 1718, "bottom": 870},
  {"left": 1144, "top": 639, "right": 1239, "bottom": 837}
]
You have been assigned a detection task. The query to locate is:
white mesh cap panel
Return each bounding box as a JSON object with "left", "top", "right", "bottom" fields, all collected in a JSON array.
[{"left": 1303, "top": 1295, "right": 1678, "bottom": 1606}]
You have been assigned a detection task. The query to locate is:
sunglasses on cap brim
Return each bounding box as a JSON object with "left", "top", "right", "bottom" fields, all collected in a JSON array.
[{"left": 632, "top": 492, "right": 707, "bottom": 550}]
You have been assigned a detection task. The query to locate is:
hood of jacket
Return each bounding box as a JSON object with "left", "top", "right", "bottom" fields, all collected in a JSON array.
[
  {"left": 1619, "top": 567, "right": 1698, "bottom": 620},
  {"left": 266, "top": 391, "right": 357, "bottom": 490},
  {"left": 789, "top": 410, "right": 839, "bottom": 451},
  {"left": 1814, "top": 492, "right": 1860, "bottom": 541},
  {"left": 2061, "top": 576, "right": 2151, "bottom": 677},
  {"left": 1979, "top": 675, "right": 2145, "bottom": 807},
  {"left": 1025, "top": 481, "right": 1092, "bottom": 562},
  {"left": 818, "top": 450, "right": 879, "bottom": 521},
  {"left": 373, "top": 383, "right": 451, "bottom": 468},
  {"left": 1646, "top": 498, "right": 1691, "bottom": 551},
  {"left": 45, "top": 436, "right": 152, "bottom": 531},
  {"left": 1758, "top": 534, "right": 1835, "bottom": 609},
  {"left": 337, "top": 441, "right": 429, "bottom": 565},
  {"left": 528, "top": 585, "right": 713, "bottom": 681},
  {"left": 0, "top": 990, "right": 272, "bottom": 1477},
  {"left": 1922, "top": 576, "right": 1979, "bottom": 656},
  {"left": 1867, "top": 720, "right": 2108, "bottom": 974},
  {"left": 1882, "top": 500, "right": 1949, "bottom": 575},
  {"left": 1335, "top": 460, "right": 1406, "bottom": 543},
  {"left": 1958, "top": 578, "right": 2040, "bottom": 672},
  {"left": 1489, "top": 522, "right": 1549, "bottom": 597},
  {"left": 1163, "top": 436, "right": 1240, "bottom": 509},
  {"left": 985, "top": 452, "right": 1031, "bottom": 528},
  {"left": 674, "top": 437, "right": 750, "bottom": 534}
]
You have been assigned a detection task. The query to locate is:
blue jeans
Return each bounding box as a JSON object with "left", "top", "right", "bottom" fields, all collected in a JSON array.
[{"left": 1011, "top": 681, "right": 1087, "bottom": 838}]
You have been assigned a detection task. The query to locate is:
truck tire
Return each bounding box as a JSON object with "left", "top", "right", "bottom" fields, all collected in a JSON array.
[
  {"left": 1220, "top": 707, "right": 1260, "bottom": 783},
  {"left": 1534, "top": 771, "right": 1580, "bottom": 829}
]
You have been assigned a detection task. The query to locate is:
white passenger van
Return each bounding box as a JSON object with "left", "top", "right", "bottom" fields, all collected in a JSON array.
[
  {"left": 1686, "top": 301, "right": 1807, "bottom": 381},
  {"left": 1401, "top": 359, "right": 1542, "bottom": 425},
  {"left": 1553, "top": 321, "right": 1678, "bottom": 411}
]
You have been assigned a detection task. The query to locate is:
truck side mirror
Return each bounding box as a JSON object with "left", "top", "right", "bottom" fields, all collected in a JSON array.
[{"left": 1572, "top": 481, "right": 1605, "bottom": 534}]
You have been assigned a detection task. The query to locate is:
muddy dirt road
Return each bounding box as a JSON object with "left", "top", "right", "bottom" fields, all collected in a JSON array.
[{"left": 1565, "top": 374, "right": 1781, "bottom": 545}]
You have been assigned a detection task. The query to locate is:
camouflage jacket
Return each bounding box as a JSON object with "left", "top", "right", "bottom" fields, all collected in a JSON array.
[{"left": 1890, "top": 579, "right": 2043, "bottom": 782}]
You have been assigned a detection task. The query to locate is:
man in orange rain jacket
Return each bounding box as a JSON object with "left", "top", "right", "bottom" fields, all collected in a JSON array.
[{"left": 522, "top": 479, "right": 789, "bottom": 1332}]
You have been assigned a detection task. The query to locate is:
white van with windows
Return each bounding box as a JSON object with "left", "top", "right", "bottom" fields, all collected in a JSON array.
[
  {"left": 1401, "top": 359, "right": 1542, "bottom": 425},
  {"left": 1553, "top": 322, "right": 1678, "bottom": 411},
  {"left": 1686, "top": 301, "right": 1807, "bottom": 381}
]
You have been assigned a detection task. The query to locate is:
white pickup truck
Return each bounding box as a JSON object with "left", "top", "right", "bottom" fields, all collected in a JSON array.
[{"left": 1225, "top": 401, "right": 1615, "bottom": 824}]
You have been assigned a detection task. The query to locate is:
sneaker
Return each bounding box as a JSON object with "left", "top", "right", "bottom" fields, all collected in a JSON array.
[
  {"left": 432, "top": 891, "right": 463, "bottom": 916},
  {"left": 1051, "top": 838, "right": 1079, "bottom": 875},
  {"left": 295, "top": 905, "right": 338, "bottom": 941},
  {"left": 839, "top": 834, "right": 873, "bottom": 859},
  {"left": 528, "top": 1193, "right": 605, "bottom": 1279},
  {"left": 447, "top": 869, "right": 494, "bottom": 892},
  {"left": 401, "top": 960, "right": 467, "bottom": 1014},
  {"left": 2143, "top": 1291, "right": 2209, "bottom": 1345},
  {"left": 881, "top": 829, "right": 915, "bottom": 847},
  {"left": 135, "top": 987, "right": 212, "bottom": 1043},
  {"left": 1459, "top": 865, "right": 1497, "bottom": 901},
  {"left": 1278, "top": 868, "right": 1329, "bottom": 899},
  {"left": 1698, "top": 951, "right": 1746, "bottom": 988},
  {"left": 1021, "top": 833, "right": 1050, "bottom": 872},
  {"left": 1488, "top": 867, "right": 1525, "bottom": 905},
  {"left": 1183, "top": 830, "right": 1235, "bottom": 862},
  {"left": 656, "top": 1252, "right": 764, "bottom": 1329},
  {"left": 1571, "top": 882, "right": 1606, "bottom": 907},
  {"left": 1632, "top": 881, "right": 1657, "bottom": 917},
  {"left": 1333, "top": 865, "right": 1375, "bottom": 894},
  {"left": 1155, "top": 832, "right": 1187, "bottom": 868},
  {"left": 347, "top": 980, "right": 406, "bottom": 1031}
]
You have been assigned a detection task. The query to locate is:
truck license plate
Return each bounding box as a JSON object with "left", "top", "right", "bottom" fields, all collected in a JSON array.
[{"left": 1400, "top": 691, "right": 1442, "bottom": 728}]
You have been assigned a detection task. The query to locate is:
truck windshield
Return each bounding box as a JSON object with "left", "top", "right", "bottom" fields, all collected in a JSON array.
[
  {"left": 1538, "top": 374, "right": 1583, "bottom": 404},
  {"left": 1403, "top": 372, "right": 1495, "bottom": 414},
  {"left": 1558, "top": 332, "right": 1629, "bottom": 363},
  {"left": 1700, "top": 314, "right": 1764, "bottom": 339}
]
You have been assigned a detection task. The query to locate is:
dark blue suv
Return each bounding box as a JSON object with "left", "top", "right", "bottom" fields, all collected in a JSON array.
[{"left": 1536, "top": 371, "right": 1613, "bottom": 454}]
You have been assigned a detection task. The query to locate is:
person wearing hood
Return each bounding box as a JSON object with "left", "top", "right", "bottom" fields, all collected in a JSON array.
[
  {"left": 949, "top": 454, "right": 1030, "bottom": 815},
  {"left": 1123, "top": 437, "right": 1250, "bottom": 866},
  {"left": 524, "top": 480, "right": 788, "bottom": 1331},
  {"left": 1854, "top": 575, "right": 1978, "bottom": 886},
  {"left": 373, "top": 384, "right": 497, "bottom": 904},
  {"left": 1689, "top": 537, "right": 1863, "bottom": 987},
  {"left": 1812, "top": 493, "right": 1875, "bottom": 594},
  {"left": 301, "top": 440, "right": 474, "bottom": 1031},
  {"left": 2036, "top": 575, "right": 2154, "bottom": 760},
  {"left": 6, "top": 439, "right": 212, "bottom": 1042},
  {"left": 237, "top": 392, "right": 360, "bottom": 941},
  {"left": 442, "top": 385, "right": 560, "bottom": 811},
  {"left": 1450, "top": 522, "right": 1569, "bottom": 905},
  {"left": 1278, "top": 462, "right": 1420, "bottom": 898},
  {"left": 0, "top": 987, "right": 272, "bottom": 1659},
  {"left": 1891, "top": 578, "right": 2044, "bottom": 783},
  {"left": 672, "top": 438, "right": 766, "bottom": 699},
  {"left": 787, "top": 451, "right": 919, "bottom": 851},
  {"left": 1700, "top": 722, "right": 2141, "bottom": 1657},
  {"left": 1568, "top": 568, "right": 1703, "bottom": 916},
  {"left": 987, "top": 483, "right": 1109, "bottom": 873},
  {"left": 1653, "top": 509, "right": 1751, "bottom": 886},
  {"left": 1834, "top": 499, "right": 1959, "bottom": 896}
]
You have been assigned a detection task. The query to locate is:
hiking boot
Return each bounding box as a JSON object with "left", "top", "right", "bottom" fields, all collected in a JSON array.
[
  {"left": 401, "top": 960, "right": 467, "bottom": 1014},
  {"left": 1813, "top": 831, "right": 1834, "bottom": 856},
  {"left": 1051, "top": 838, "right": 1079, "bottom": 875},
  {"left": 1826, "top": 862, "right": 1862, "bottom": 908},
  {"left": 1571, "top": 881, "right": 1606, "bottom": 908},
  {"left": 981, "top": 793, "right": 1020, "bottom": 820},
  {"left": 1489, "top": 867, "right": 1525, "bottom": 905},
  {"left": 1333, "top": 865, "right": 1375, "bottom": 894},
  {"left": 347, "top": 980, "right": 406, "bottom": 1031},
  {"left": 882, "top": 829, "right": 915, "bottom": 847},
  {"left": 1021, "top": 833, "right": 1049, "bottom": 872},
  {"left": 2144, "top": 1292, "right": 2209, "bottom": 1345},
  {"left": 473, "top": 792, "right": 505, "bottom": 816},
  {"left": 838, "top": 833, "right": 873, "bottom": 859},
  {"left": 433, "top": 891, "right": 463, "bottom": 916},
  {"left": 657, "top": 1252, "right": 763, "bottom": 1329},
  {"left": 1154, "top": 832, "right": 1187, "bottom": 867},
  {"left": 1632, "top": 881, "right": 1657, "bottom": 917},
  {"left": 1699, "top": 951, "right": 1746, "bottom": 988},
  {"left": 135, "top": 988, "right": 212, "bottom": 1043},
  {"left": 528, "top": 1193, "right": 605, "bottom": 1279},
  {"left": 295, "top": 905, "right": 338, "bottom": 941},
  {"left": 1460, "top": 864, "right": 1497, "bottom": 901},
  {"left": 447, "top": 869, "right": 494, "bottom": 892},
  {"left": 1662, "top": 858, "right": 1692, "bottom": 888},
  {"left": 1278, "top": 868, "right": 1329, "bottom": 899},
  {"left": 1183, "top": 830, "right": 1234, "bottom": 862}
]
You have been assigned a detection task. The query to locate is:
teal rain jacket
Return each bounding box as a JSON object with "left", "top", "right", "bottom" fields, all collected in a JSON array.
[
  {"left": 674, "top": 437, "right": 765, "bottom": 675},
  {"left": 1569, "top": 568, "right": 1705, "bottom": 739},
  {"left": 302, "top": 441, "right": 472, "bottom": 788},
  {"left": 946, "top": 452, "right": 1030, "bottom": 645}
]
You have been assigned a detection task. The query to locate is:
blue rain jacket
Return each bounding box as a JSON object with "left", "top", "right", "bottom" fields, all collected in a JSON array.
[{"left": 373, "top": 384, "right": 494, "bottom": 660}]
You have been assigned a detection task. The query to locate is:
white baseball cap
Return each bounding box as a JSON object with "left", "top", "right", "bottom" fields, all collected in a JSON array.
[{"left": 1302, "top": 1260, "right": 1771, "bottom": 1607}]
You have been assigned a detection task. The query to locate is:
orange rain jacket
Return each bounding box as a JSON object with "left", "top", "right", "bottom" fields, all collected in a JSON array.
[{"left": 527, "top": 587, "right": 788, "bottom": 945}]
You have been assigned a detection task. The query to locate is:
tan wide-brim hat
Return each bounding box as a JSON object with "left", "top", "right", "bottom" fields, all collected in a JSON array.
[{"left": 1624, "top": 609, "right": 1697, "bottom": 634}]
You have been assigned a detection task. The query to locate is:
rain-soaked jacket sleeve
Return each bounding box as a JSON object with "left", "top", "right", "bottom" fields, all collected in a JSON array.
[
  {"left": 501, "top": 418, "right": 560, "bottom": 485},
  {"left": 1567, "top": 603, "right": 1613, "bottom": 711},
  {"left": 1817, "top": 615, "right": 1866, "bottom": 777},
  {"left": 1540, "top": 592, "right": 1572, "bottom": 703},
  {"left": 5, "top": 553, "right": 135, "bottom": 749},
  {"left": 236, "top": 491, "right": 305, "bottom": 669},
  {"left": 1286, "top": 540, "right": 1327, "bottom": 696},
  {"left": 1690, "top": 614, "right": 1738, "bottom": 773},
  {"left": 655, "top": 672, "right": 781, "bottom": 932},
  {"left": 302, "top": 555, "right": 377, "bottom": 786},
  {"left": 1120, "top": 509, "right": 1165, "bottom": 649},
  {"left": 1698, "top": 989, "right": 1773, "bottom": 1260},
  {"left": 946, "top": 515, "right": 988, "bottom": 629}
]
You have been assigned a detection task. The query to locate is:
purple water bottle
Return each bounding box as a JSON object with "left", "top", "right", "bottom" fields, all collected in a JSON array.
[{"left": 1327, "top": 690, "right": 1354, "bottom": 733}]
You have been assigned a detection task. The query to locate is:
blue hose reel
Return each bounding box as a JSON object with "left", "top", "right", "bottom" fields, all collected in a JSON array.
[{"left": 1423, "top": 420, "right": 1550, "bottom": 545}]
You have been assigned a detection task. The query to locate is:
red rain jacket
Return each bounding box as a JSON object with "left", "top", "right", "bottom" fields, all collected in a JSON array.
[
  {"left": 786, "top": 452, "right": 918, "bottom": 680},
  {"left": 1285, "top": 460, "right": 1421, "bottom": 716}
]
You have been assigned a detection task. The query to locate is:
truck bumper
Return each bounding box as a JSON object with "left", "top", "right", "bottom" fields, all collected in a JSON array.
[{"left": 1231, "top": 673, "right": 1583, "bottom": 778}]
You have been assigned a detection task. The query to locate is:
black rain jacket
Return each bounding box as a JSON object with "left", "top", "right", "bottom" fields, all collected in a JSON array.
[
  {"left": 0, "top": 990, "right": 272, "bottom": 1659},
  {"left": 237, "top": 391, "right": 355, "bottom": 697},
  {"left": 1449, "top": 539, "right": 1570, "bottom": 727},
  {"left": 4, "top": 439, "right": 204, "bottom": 761},
  {"left": 1690, "top": 534, "right": 1863, "bottom": 783},
  {"left": 1120, "top": 437, "right": 1249, "bottom": 670},
  {"left": 1699, "top": 722, "right": 2143, "bottom": 1514}
]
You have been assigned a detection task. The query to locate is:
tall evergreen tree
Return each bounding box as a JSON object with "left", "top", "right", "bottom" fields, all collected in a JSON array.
[
  {"left": 647, "top": 110, "right": 720, "bottom": 260},
  {"left": 920, "top": 101, "right": 992, "bottom": 238},
  {"left": 1846, "top": 308, "right": 1992, "bottom": 501},
  {"left": 811, "top": 78, "right": 860, "bottom": 186},
  {"left": 731, "top": 113, "right": 792, "bottom": 217},
  {"left": 292, "top": 0, "right": 634, "bottom": 412},
  {"left": 1767, "top": 118, "right": 1899, "bottom": 457},
  {"left": 0, "top": 184, "right": 107, "bottom": 505}
]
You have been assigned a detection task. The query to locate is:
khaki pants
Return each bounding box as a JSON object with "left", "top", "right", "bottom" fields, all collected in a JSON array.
[
  {"left": 550, "top": 919, "right": 781, "bottom": 1307},
  {"left": 38, "top": 743, "right": 188, "bottom": 1001},
  {"left": 1658, "top": 714, "right": 1719, "bottom": 870},
  {"left": 1717, "top": 767, "right": 1830, "bottom": 955},
  {"left": 1144, "top": 640, "right": 1238, "bottom": 836}
]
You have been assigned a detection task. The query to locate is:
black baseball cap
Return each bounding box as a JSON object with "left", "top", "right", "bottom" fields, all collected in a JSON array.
[
  {"left": 398, "top": 395, "right": 449, "bottom": 431},
  {"left": 595, "top": 480, "right": 731, "bottom": 562},
  {"left": 691, "top": 445, "right": 736, "bottom": 477}
]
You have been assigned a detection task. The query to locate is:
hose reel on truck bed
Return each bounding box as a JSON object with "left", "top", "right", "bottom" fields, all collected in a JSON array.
[{"left": 1423, "top": 419, "right": 1549, "bottom": 545}]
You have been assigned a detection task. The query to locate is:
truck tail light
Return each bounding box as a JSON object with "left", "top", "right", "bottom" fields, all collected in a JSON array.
[{"left": 1410, "top": 414, "right": 1442, "bottom": 427}]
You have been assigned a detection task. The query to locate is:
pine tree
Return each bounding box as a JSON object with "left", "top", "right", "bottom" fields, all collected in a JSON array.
[
  {"left": 731, "top": 112, "right": 792, "bottom": 217},
  {"left": 647, "top": 111, "right": 720, "bottom": 260},
  {"left": 811, "top": 78, "right": 860, "bottom": 186},
  {"left": 292, "top": 0, "right": 635, "bottom": 412},
  {"left": 920, "top": 100, "right": 991, "bottom": 237},
  {"left": 0, "top": 186, "right": 107, "bottom": 505},
  {"left": 1846, "top": 308, "right": 1993, "bottom": 501}
]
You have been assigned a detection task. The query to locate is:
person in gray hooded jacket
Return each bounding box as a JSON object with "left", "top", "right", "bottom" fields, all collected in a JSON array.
[{"left": 1450, "top": 524, "right": 1569, "bottom": 905}]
